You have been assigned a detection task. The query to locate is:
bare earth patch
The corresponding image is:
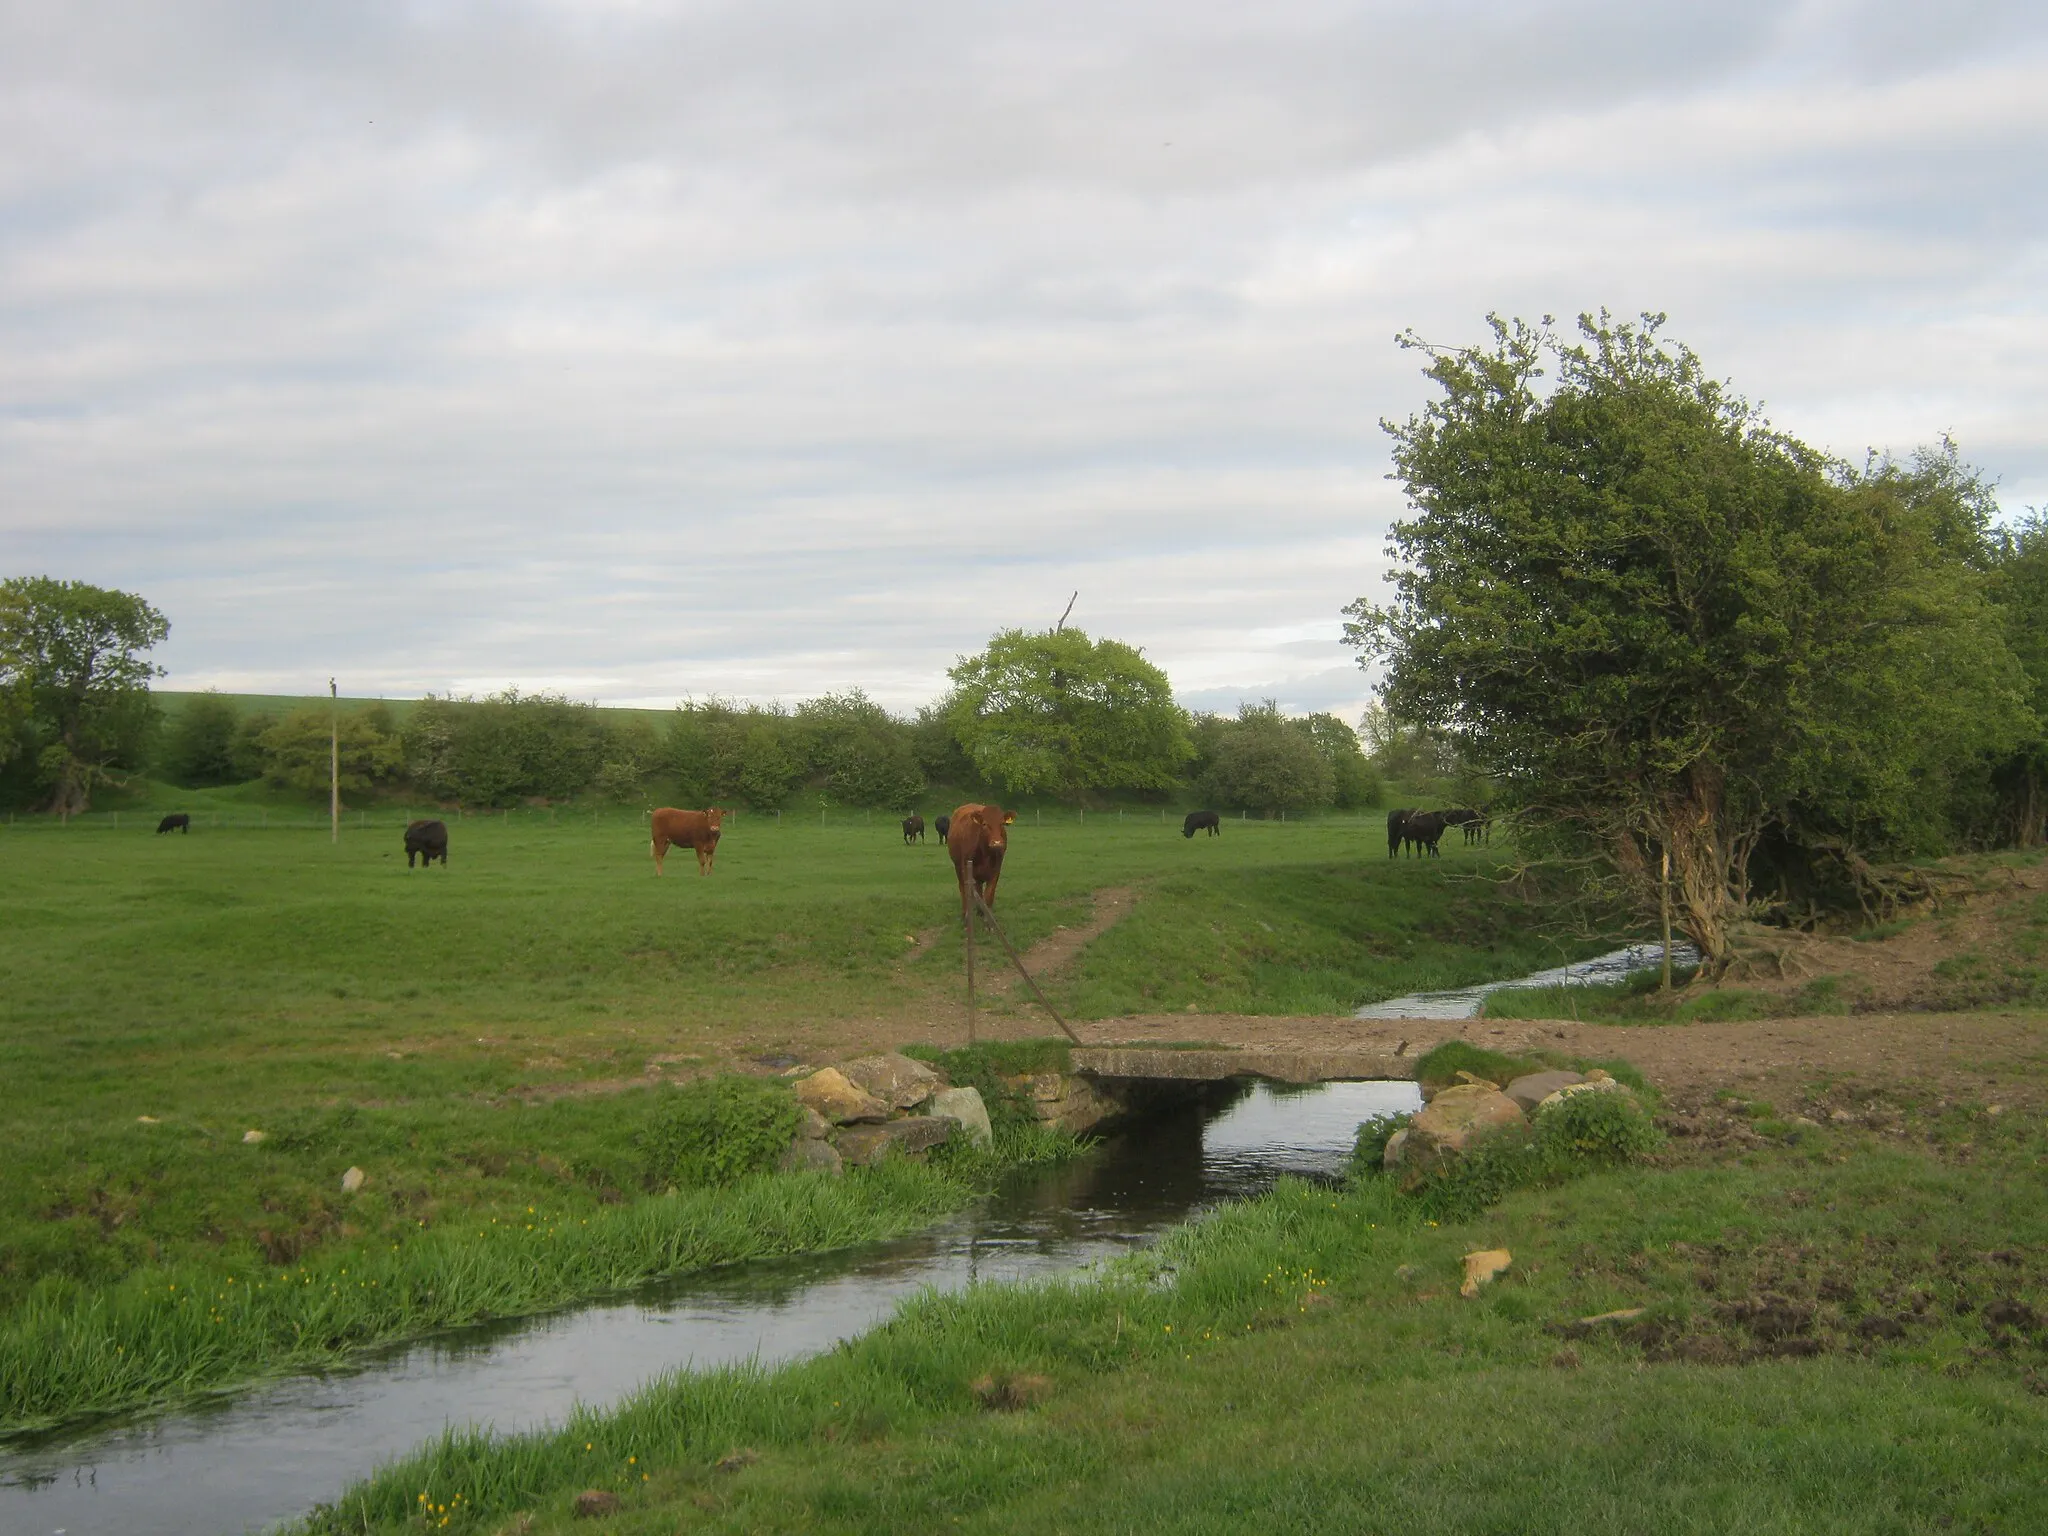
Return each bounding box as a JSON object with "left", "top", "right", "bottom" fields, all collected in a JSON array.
[{"left": 982, "top": 886, "right": 1138, "bottom": 995}]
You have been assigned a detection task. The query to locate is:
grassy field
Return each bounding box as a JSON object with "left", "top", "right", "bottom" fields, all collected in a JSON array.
[
  {"left": 303, "top": 1087, "right": 2048, "bottom": 1535},
  {"left": 0, "top": 810, "right": 1585, "bottom": 1429}
]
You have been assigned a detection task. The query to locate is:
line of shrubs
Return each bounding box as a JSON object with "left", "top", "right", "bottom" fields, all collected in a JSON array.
[{"left": 145, "top": 688, "right": 1387, "bottom": 815}]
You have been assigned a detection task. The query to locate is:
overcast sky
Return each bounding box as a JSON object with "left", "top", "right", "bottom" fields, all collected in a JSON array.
[{"left": 4, "top": 1, "right": 2045, "bottom": 720}]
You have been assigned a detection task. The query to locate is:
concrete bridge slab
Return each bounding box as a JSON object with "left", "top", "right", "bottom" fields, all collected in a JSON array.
[{"left": 1070, "top": 1046, "right": 1416, "bottom": 1084}]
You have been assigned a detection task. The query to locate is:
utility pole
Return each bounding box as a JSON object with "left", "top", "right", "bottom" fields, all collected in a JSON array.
[{"left": 329, "top": 678, "right": 339, "bottom": 845}]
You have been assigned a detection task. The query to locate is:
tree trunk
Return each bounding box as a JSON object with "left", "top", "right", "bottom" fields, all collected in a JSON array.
[
  {"left": 43, "top": 755, "right": 92, "bottom": 820},
  {"left": 1659, "top": 767, "right": 1737, "bottom": 974}
]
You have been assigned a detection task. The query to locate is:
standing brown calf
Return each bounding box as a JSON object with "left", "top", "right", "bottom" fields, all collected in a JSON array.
[
  {"left": 650, "top": 807, "right": 724, "bottom": 875},
  {"left": 946, "top": 803, "right": 1015, "bottom": 920}
]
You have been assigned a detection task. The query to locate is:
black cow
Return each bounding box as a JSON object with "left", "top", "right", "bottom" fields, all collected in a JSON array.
[
  {"left": 934, "top": 814, "right": 951, "bottom": 845},
  {"left": 1441, "top": 807, "right": 1490, "bottom": 845},
  {"left": 1182, "top": 809, "right": 1221, "bottom": 839},
  {"left": 156, "top": 813, "right": 191, "bottom": 835},
  {"left": 902, "top": 813, "right": 925, "bottom": 845},
  {"left": 404, "top": 818, "right": 449, "bottom": 868},
  {"left": 1403, "top": 811, "right": 1448, "bottom": 858},
  {"left": 1387, "top": 809, "right": 1412, "bottom": 858}
]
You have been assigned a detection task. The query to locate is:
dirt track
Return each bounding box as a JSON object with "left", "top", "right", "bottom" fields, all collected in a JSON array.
[
  {"left": 666, "top": 861, "right": 2048, "bottom": 1113},
  {"left": 706, "top": 1002, "right": 2045, "bottom": 1116},
  {"left": 1088, "top": 1008, "right": 2048, "bottom": 1109}
]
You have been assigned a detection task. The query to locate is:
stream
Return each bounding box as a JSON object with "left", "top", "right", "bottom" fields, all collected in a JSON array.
[
  {"left": 1353, "top": 941, "right": 1703, "bottom": 1020},
  {"left": 0, "top": 1079, "right": 1420, "bottom": 1536}
]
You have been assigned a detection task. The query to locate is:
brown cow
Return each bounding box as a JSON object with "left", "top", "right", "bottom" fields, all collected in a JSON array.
[
  {"left": 650, "top": 807, "right": 724, "bottom": 876},
  {"left": 946, "top": 802, "right": 1015, "bottom": 920}
]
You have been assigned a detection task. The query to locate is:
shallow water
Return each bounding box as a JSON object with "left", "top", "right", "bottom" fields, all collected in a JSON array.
[
  {"left": 1353, "top": 941, "right": 1704, "bottom": 1020},
  {"left": 0, "top": 1079, "right": 1419, "bottom": 1536}
]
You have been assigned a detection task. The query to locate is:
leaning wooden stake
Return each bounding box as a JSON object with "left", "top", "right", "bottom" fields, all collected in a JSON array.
[
  {"left": 973, "top": 892, "right": 1082, "bottom": 1044},
  {"left": 963, "top": 905, "right": 977, "bottom": 1045},
  {"left": 1660, "top": 847, "right": 1673, "bottom": 991}
]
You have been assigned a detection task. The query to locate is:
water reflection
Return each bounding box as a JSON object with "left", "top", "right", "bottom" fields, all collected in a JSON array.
[{"left": 0, "top": 1080, "right": 1419, "bottom": 1536}]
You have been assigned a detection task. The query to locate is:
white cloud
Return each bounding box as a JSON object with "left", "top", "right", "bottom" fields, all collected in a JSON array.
[{"left": 2, "top": 1, "right": 2045, "bottom": 713}]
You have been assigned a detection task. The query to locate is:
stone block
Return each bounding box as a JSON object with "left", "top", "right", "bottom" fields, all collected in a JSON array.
[
  {"left": 1504, "top": 1070, "right": 1585, "bottom": 1115},
  {"left": 778, "top": 1136, "right": 844, "bottom": 1176},
  {"left": 1384, "top": 1084, "right": 1523, "bottom": 1181},
  {"left": 1535, "top": 1079, "right": 1626, "bottom": 1112},
  {"left": 838, "top": 1052, "right": 943, "bottom": 1111},
  {"left": 928, "top": 1086, "right": 993, "bottom": 1146},
  {"left": 796, "top": 1067, "right": 890, "bottom": 1124},
  {"left": 835, "top": 1115, "right": 955, "bottom": 1166}
]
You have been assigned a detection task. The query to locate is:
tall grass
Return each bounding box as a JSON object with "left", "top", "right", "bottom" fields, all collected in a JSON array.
[{"left": 0, "top": 1156, "right": 1056, "bottom": 1434}]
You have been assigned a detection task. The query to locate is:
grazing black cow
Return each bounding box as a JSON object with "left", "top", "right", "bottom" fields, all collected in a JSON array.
[
  {"left": 404, "top": 818, "right": 449, "bottom": 868},
  {"left": 1403, "top": 811, "right": 1448, "bottom": 859},
  {"left": 1182, "top": 809, "right": 1221, "bottom": 839},
  {"left": 934, "top": 814, "right": 951, "bottom": 845},
  {"left": 1387, "top": 809, "right": 1412, "bottom": 858},
  {"left": 155, "top": 813, "right": 191, "bottom": 835},
  {"left": 902, "top": 813, "right": 925, "bottom": 845}
]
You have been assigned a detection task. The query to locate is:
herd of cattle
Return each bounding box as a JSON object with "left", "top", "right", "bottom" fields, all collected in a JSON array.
[
  {"left": 1385, "top": 806, "right": 1488, "bottom": 858},
  {"left": 151, "top": 802, "right": 1492, "bottom": 893}
]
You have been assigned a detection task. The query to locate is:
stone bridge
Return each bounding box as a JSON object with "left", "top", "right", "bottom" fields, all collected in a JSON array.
[{"left": 1068, "top": 1046, "right": 1418, "bottom": 1086}]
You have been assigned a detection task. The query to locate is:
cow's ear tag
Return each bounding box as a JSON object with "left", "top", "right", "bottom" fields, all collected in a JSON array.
[{"left": 1003, "top": 811, "right": 1017, "bottom": 824}]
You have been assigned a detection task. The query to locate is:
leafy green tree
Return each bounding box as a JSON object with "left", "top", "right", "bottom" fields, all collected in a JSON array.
[
  {"left": 793, "top": 690, "right": 924, "bottom": 808},
  {"left": 910, "top": 701, "right": 976, "bottom": 789},
  {"left": 1988, "top": 510, "right": 2048, "bottom": 845},
  {"left": 0, "top": 577, "right": 168, "bottom": 815},
  {"left": 733, "top": 724, "right": 800, "bottom": 808},
  {"left": 1357, "top": 701, "right": 1466, "bottom": 789},
  {"left": 161, "top": 691, "right": 243, "bottom": 786},
  {"left": 1345, "top": 313, "right": 2032, "bottom": 967},
  {"left": 946, "top": 627, "right": 1193, "bottom": 799},
  {"left": 1298, "top": 711, "right": 1383, "bottom": 808},
  {"left": 1199, "top": 701, "right": 1334, "bottom": 814},
  {"left": 401, "top": 696, "right": 459, "bottom": 799},
  {"left": 229, "top": 711, "right": 274, "bottom": 782},
  {"left": 399, "top": 690, "right": 610, "bottom": 806},
  {"left": 592, "top": 714, "right": 662, "bottom": 803},
  {"left": 257, "top": 705, "right": 403, "bottom": 801},
  {"left": 663, "top": 701, "right": 725, "bottom": 805}
]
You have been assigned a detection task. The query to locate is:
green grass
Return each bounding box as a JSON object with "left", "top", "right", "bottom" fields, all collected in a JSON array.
[
  {"left": 0, "top": 812, "right": 1592, "bottom": 1428},
  {"left": 298, "top": 1098, "right": 2048, "bottom": 1535},
  {"left": 1479, "top": 965, "right": 1841, "bottom": 1024},
  {"left": 0, "top": 1158, "right": 999, "bottom": 1434}
]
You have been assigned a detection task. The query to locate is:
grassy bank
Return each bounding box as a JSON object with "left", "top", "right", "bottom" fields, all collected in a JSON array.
[{"left": 301, "top": 1089, "right": 2048, "bottom": 1534}]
